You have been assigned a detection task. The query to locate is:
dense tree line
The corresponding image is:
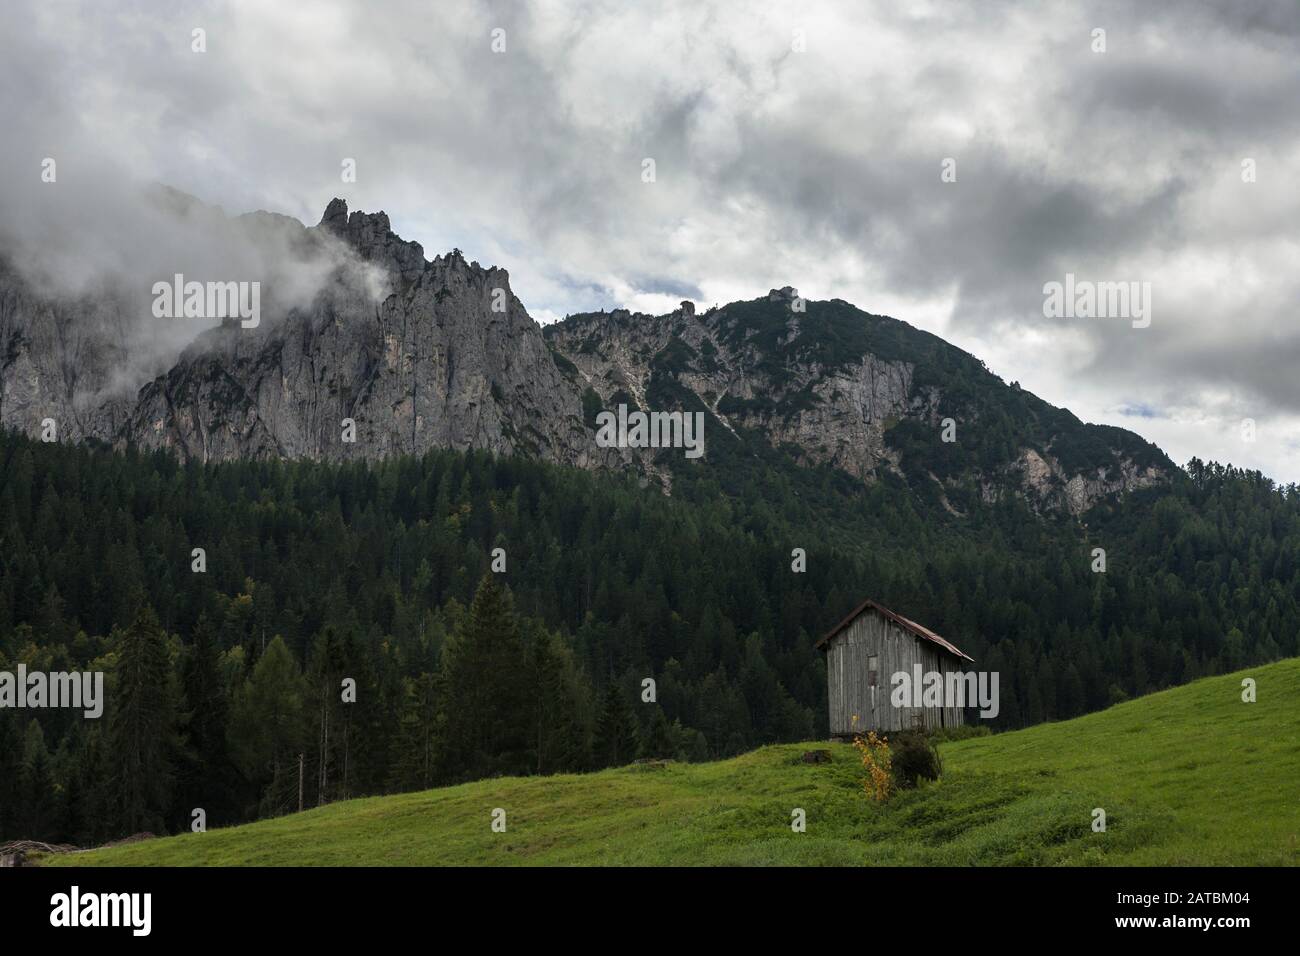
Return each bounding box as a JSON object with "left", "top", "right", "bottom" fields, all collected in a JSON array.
[{"left": 1, "top": 430, "right": 1296, "bottom": 844}]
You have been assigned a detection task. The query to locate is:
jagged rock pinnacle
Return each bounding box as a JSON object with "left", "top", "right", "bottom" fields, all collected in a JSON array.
[{"left": 320, "top": 197, "right": 349, "bottom": 232}]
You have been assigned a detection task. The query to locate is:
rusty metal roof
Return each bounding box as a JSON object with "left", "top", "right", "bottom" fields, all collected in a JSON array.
[{"left": 815, "top": 598, "right": 975, "bottom": 663}]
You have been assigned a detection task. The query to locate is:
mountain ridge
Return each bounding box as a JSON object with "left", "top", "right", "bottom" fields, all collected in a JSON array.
[{"left": 0, "top": 194, "right": 1174, "bottom": 514}]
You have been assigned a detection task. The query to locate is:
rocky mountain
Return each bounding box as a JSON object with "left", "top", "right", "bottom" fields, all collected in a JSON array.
[
  {"left": 544, "top": 289, "right": 1172, "bottom": 514},
  {"left": 0, "top": 196, "right": 1174, "bottom": 515},
  {"left": 121, "top": 199, "right": 609, "bottom": 469}
]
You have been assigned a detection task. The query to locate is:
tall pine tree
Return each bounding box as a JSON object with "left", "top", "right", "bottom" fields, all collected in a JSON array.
[
  {"left": 109, "top": 605, "right": 181, "bottom": 834},
  {"left": 593, "top": 683, "right": 639, "bottom": 767},
  {"left": 435, "top": 575, "right": 530, "bottom": 781}
]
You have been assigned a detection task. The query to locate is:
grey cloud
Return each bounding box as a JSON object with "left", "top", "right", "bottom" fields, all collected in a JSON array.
[{"left": 1, "top": 0, "right": 1298, "bottom": 477}]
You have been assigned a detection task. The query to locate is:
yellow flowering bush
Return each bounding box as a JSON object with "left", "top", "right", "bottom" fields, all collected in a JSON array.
[{"left": 852, "top": 729, "right": 893, "bottom": 802}]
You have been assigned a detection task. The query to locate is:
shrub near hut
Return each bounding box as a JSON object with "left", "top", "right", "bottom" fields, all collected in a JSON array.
[
  {"left": 851, "top": 721, "right": 943, "bottom": 802},
  {"left": 889, "top": 731, "right": 942, "bottom": 789}
]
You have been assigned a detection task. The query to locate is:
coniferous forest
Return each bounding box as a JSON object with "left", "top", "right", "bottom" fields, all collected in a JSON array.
[{"left": 1, "top": 428, "right": 1297, "bottom": 846}]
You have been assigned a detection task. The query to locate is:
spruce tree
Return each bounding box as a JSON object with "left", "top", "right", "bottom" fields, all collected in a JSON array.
[
  {"left": 435, "top": 575, "right": 530, "bottom": 781},
  {"left": 0, "top": 713, "right": 17, "bottom": 839},
  {"left": 180, "top": 613, "right": 234, "bottom": 822},
  {"left": 528, "top": 625, "right": 592, "bottom": 774},
  {"left": 593, "top": 683, "right": 638, "bottom": 768},
  {"left": 18, "top": 719, "right": 54, "bottom": 840},
  {"left": 228, "top": 635, "right": 306, "bottom": 816},
  {"left": 388, "top": 673, "right": 438, "bottom": 792},
  {"left": 641, "top": 707, "right": 675, "bottom": 760},
  {"left": 109, "top": 605, "right": 181, "bottom": 835}
]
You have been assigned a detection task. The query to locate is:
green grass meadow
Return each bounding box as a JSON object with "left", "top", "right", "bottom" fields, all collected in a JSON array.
[{"left": 45, "top": 659, "right": 1300, "bottom": 866}]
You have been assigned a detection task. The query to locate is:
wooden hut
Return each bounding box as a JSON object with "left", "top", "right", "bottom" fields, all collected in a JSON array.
[{"left": 816, "top": 599, "right": 974, "bottom": 737}]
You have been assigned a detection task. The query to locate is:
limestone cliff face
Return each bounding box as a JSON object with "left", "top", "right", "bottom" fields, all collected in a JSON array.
[
  {"left": 543, "top": 288, "right": 1174, "bottom": 513},
  {"left": 121, "top": 201, "right": 601, "bottom": 467},
  {"left": 1, "top": 199, "right": 604, "bottom": 468},
  {"left": 1008, "top": 448, "right": 1168, "bottom": 516},
  {"left": 0, "top": 196, "right": 1173, "bottom": 514},
  {"left": 544, "top": 291, "right": 930, "bottom": 482},
  {"left": 0, "top": 260, "right": 138, "bottom": 444}
]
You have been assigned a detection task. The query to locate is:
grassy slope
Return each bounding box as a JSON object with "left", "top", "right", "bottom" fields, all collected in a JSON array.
[{"left": 49, "top": 660, "right": 1300, "bottom": 867}]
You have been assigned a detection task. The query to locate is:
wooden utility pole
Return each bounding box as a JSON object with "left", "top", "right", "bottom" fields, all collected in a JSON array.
[{"left": 298, "top": 753, "right": 304, "bottom": 813}]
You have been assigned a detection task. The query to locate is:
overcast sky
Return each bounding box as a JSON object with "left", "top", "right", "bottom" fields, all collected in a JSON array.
[{"left": 3, "top": 0, "right": 1299, "bottom": 482}]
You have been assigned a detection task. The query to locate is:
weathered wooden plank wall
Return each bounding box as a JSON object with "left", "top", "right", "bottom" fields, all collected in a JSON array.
[{"left": 825, "top": 609, "right": 967, "bottom": 736}]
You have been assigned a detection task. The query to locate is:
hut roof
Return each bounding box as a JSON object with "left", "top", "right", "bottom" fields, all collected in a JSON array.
[{"left": 815, "top": 598, "right": 975, "bottom": 663}]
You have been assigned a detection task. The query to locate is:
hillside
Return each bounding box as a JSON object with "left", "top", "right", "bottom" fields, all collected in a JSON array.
[
  {"left": 2, "top": 429, "right": 1294, "bottom": 851},
  {"left": 44, "top": 659, "right": 1300, "bottom": 867}
]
